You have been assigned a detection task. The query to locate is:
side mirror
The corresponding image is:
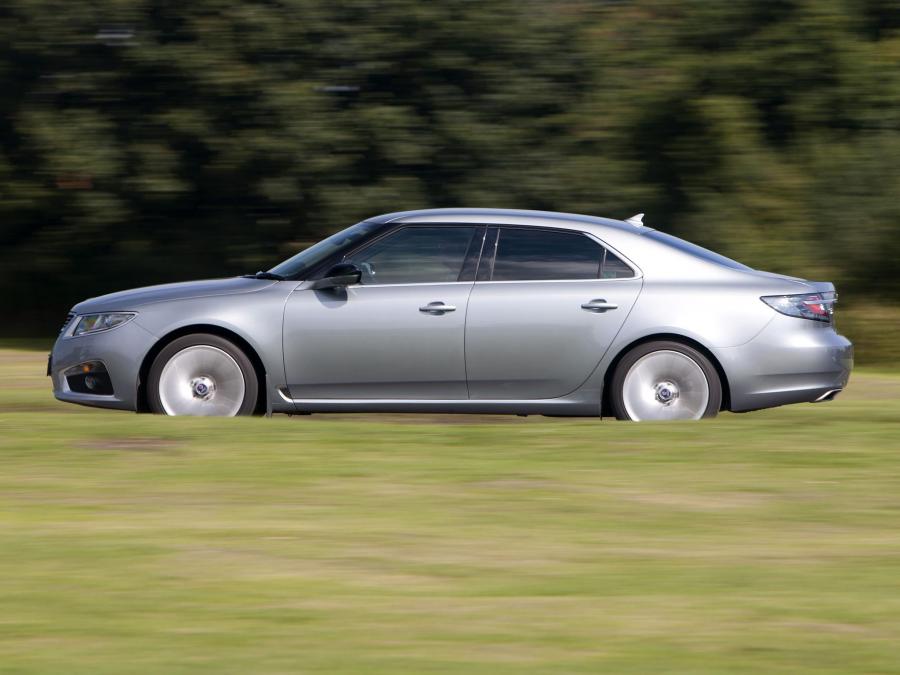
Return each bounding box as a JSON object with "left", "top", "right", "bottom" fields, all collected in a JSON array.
[{"left": 310, "top": 262, "right": 362, "bottom": 290}]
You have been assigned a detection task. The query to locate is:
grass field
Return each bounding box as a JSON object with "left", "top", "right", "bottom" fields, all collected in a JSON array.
[{"left": 1, "top": 348, "right": 899, "bottom": 673}]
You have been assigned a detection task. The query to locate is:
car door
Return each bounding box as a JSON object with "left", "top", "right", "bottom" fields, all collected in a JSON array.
[
  {"left": 283, "top": 224, "right": 483, "bottom": 399},
  {"left": 465, "top": 226, "right": 642, "bottom": 399}
]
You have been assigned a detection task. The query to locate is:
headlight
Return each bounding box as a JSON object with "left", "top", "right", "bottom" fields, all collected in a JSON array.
[{"left": 72, "top": 312, "right": 136, "bottom": 336}]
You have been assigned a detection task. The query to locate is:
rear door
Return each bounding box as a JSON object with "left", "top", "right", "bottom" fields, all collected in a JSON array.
[{"left": 465, "top": 226, "right": 642, "bottom": 399}]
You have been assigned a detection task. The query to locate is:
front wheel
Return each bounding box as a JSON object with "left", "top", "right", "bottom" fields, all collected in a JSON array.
[
  {"left": 609, "top": 341, "right": 721, "bottom": 421},
  {"left": 147, "top": 334, "right": 258, "bottom": 416}
]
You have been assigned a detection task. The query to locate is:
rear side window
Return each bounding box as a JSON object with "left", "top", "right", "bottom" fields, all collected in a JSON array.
[
  {"left": 490, "top": 227, "right": 633, "bottom": 281},
  {"left": 601, "top": 250, "right": 634, "bottom": 279}
]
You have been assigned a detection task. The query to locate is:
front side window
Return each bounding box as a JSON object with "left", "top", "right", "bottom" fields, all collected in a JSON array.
[
  {"left": 346, "top": 226, "right": 477, "bottom": 285},
  {"left": 269, "top": 220, "right": 385, "bottom": 279},
  {"left": 491, "top": 227, "right": 632, "bottom": 281}
]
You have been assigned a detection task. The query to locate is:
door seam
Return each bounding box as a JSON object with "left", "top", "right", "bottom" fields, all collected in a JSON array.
[{"left": 462, "top": 228, "right": 489, "bottom": 399}]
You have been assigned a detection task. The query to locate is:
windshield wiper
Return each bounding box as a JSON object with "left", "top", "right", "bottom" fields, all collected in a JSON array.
[{"left": 242, "top": 271, "right": 285, "bottom": 281}]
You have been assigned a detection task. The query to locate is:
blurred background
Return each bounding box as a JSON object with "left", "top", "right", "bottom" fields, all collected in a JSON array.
[
  {"left": 2, "top": 4, "right": 900, "bottom": 671},
  {"left": 1, "top": 0, "right": 898, "bottom": 360}
]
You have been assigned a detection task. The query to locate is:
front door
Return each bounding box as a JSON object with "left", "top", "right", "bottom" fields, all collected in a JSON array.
[
  {"left": 283, "top": 225, "right": 481, "bottom": 399},
  {"left": 465, "top": 226, "right": 643, "bottom": 399}
]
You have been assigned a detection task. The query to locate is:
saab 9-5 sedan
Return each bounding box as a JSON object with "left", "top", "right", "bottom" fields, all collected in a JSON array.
[{"left": 49, "top": 208, "right": 852, "bottom": 421}]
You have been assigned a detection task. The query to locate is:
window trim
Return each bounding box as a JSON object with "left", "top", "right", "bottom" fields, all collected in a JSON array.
[
  {"left": 475, "top": 227, "right": 499, "bottom": 282},
  {"left": 457, "top": 225, "right": 487, "bottom": 282},
  {"left": 303, "top": 222, "right": 642, "bottom": 285},
  {"left": 478, "top": 225, "right": 640, "bottom": 283}
]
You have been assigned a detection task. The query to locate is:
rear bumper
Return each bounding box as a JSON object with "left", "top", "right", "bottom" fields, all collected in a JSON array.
[
  {"left": 715, "top": 315, "right": 853, "bottom": 412},
  {"left": 50, "top": 320, "right": 157, "bottom": 411}
]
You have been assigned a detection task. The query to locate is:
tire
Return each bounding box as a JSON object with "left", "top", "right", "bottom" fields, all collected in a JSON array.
[
  {"left": 609, "top": 341, "right": 721, "bottom": 421},
  {"left": 147, "top": 334, "right": 258, "bottom": 416}
]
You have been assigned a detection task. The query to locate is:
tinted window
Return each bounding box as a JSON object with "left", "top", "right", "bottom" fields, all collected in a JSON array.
[
  {"left": 601, "top": 250, "right": 635, "bottom": 279},
  {"left": 347, "top": 226, "right": 477, "bottom": 285},
  {"left": 491, "top": 228, "right": 606, "bottom": 281},
  {"left": 269, "top": 220, "right": 385, "bottom": 279},
  {"left": 645, "top": 230, "right": 751, "bottom": 271}
]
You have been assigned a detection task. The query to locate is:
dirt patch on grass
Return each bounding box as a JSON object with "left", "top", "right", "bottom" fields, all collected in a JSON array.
[
  {"left": 612, "top": 489, "right": 771, "bottom": 511},
  {"left": 73, "top": 437, "right": 178, "bottom": 452},
  {"left": 779, "top": 620, "right": 872, "bottom": 635}
]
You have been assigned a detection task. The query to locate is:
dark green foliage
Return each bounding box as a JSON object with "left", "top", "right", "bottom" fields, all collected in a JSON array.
[{"left": 1, "top": 0, "right": 898, "bottom": 333}]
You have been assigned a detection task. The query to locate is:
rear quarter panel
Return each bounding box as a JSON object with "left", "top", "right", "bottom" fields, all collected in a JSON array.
[{"left": 575, "top": 229, "right": 818, "bottom": 400}]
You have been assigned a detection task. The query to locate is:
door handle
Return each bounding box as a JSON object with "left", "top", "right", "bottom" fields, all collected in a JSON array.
[
  {"left": 581, "top": 299, "right": 618, "bottom": 313},
  {"left": 419, "top": 301, "right": 457, "bottom": 314}
]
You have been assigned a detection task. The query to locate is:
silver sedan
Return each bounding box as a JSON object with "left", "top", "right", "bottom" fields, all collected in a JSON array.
[{"left": 49, "top": 209, "right": 852, "bottom": 421}]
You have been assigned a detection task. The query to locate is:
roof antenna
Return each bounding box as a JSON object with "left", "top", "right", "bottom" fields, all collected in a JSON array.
[{"left": 625, "top": 213, "right": 644, "bottom": 227}]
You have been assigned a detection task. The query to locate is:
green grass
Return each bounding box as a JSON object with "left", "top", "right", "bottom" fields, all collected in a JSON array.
[{"left": 1, "top": 349, "right": 899, "bottom": 673}]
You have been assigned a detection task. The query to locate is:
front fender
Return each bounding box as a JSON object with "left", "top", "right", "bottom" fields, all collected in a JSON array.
[{"left": 132, "top": 283, "right": 297, "bottom": 400}]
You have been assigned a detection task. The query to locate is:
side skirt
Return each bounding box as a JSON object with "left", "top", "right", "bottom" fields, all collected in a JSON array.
[{"left": 277, "top": 388, "right": 602, "bottom": 417}]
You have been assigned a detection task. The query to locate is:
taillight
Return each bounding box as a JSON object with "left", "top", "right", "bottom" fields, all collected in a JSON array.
[{"left": 761, "top": 292, "right": 836, "bottom": 322}]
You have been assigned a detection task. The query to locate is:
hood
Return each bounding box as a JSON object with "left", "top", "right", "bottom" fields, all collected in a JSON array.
[{"left": 73, "top": 277, "right": 277, "bottom": 313}]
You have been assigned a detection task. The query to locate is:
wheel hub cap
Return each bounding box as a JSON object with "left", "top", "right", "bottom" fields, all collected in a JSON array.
[
  {"left": 190, "top": 376, "right": 215, "bottom": 400},
  {"left": 654, "top": 381, "right": 679, "bottom": 405}
]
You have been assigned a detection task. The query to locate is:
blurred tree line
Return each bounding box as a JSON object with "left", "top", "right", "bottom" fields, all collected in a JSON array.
[{"left": 1, "top": 0, "right": 898, "bottom": 334}]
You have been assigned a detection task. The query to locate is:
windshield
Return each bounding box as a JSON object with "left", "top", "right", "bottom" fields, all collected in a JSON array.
[
  {"left": 645, "top": 230, "right": 751, "bottom": 271},
  {"left": 269, "top": 220, "right": 385, "bottom": 279}
]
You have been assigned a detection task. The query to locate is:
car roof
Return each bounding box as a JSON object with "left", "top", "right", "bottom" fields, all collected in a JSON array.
[{"left": 368, "top": 208, "right": 651, "bottom": 236}]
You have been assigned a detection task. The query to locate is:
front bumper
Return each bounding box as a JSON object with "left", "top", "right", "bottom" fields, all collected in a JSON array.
[
  {"left": 50, "top": 319, "right": 158, "bottom": 411},
  {"left": 715, "top": 314, "right": 853, "bottom": 412}
]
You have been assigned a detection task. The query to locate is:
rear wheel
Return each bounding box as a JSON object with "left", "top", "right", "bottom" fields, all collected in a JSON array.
[
  {"left": 610, "top": 341, "right": 721, "bottom": 421},
  {"left": 147, "top": 334, "right": 258, "bottom": 416}
]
